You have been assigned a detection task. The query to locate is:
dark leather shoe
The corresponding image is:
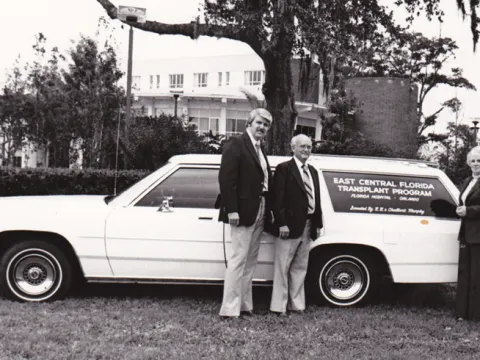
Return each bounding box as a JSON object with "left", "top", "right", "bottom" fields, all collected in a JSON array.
[
  {"left": 270, "top": 311, "right": 288, "bottom": 317},
  {"left": 240, "top": 310, "right": 253, "bottom": 317},
  {"left": 220, "top": 315, "right": 238, "bottom": 321}
]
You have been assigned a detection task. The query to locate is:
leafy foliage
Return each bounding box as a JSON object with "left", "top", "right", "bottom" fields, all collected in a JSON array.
[
  {"left": 423, "top": 122, "right": 474, "bottom": 185},
  {"left": 336, "top": 30, "right": 476, "bottom": 145},
  {"left": 0, "top": 19, "right": 126, "bottom": 168},
  {"left": 126, "top": 115, "right": 212, "bottom": 170},
  {"left": 96, "top": 0, "right": 479, "bottom": 155},
  {"left": 0, "top": 63, "right": 34, "bottom": 166},
  {"left": 0, "top": 166, "right": 148, "bottom": 197}
]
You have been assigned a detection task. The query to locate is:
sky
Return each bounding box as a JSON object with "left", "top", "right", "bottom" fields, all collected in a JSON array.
[{"left": 0, "top": 0, "right": 479, "bottom": 134}]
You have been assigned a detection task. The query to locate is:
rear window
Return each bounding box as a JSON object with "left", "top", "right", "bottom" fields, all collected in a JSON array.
[{"left": 323, "top": 171, "right": 457, "bottom": 218}]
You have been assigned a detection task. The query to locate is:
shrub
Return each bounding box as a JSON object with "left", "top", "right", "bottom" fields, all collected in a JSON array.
[{"left": 0, "top": 167, "right": 149, "bottom": 197}]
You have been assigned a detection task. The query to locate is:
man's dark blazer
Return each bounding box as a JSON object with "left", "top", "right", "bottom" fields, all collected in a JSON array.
[
  {"left": 271, "top": 158, "right": 323, "bottom": 240},
  {"left": 458, "top": 177, "right": 480, "bottom": 244},
  {"left": 218, "top": 131, "right": 272, "bottom": 227}
]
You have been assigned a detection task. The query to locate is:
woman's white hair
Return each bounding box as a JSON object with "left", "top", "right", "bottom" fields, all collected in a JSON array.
[{"left": 467, "top": 146, "right": 480, "bottom": 164}]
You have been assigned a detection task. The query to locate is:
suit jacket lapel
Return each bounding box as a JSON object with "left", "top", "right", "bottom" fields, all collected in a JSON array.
[
  {"left": 242, "top": 132, "right": 262, "bottom": 170},
  {"left": 308, "top": 164, "right": 319, "bottom": 198},
  {"left": 466, "top": 178, "right": 480, "bottom": 204},
  {"left": 289, "top": 159, "right": 306, "bottom": 194}
]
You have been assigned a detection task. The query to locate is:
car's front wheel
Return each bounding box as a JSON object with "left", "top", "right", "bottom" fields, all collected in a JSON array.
[
  {"left": 308, "top": 249, "right": 378, "bottom": 306},
  {"left": 0, "top": 240, "right": 72, "bottom": 302}
]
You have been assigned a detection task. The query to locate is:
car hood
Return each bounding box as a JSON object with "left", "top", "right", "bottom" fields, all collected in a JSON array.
[{"left": 0, "top": 195, "right": 109, "bottom": 214}]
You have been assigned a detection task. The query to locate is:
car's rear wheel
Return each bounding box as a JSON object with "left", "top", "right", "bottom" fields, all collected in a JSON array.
[
  {"left": 308, "top": 249, "right": 378, "bottom": 306},
  {"left": 0, "top": 240, "right": 72, "bottom": 302}
]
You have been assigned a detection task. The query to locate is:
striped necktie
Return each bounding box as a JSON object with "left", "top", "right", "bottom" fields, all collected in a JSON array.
[{"left": 302, "top": 164, "right": 315, "bottom": 213}]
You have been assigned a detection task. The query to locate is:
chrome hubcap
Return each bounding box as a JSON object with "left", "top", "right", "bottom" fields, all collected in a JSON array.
[
  {"left": 14, "top": 254, "right": 56, "bottom": 296},
  {"left": 324, "top": 260, "right": 364, "bottom": 300}
]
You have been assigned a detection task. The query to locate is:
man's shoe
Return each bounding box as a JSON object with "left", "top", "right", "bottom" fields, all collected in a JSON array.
[
  {"left": 220, "top": 315, "right": 238, "bottom": 321},
  {"left": 270, "top": 311, "right": 288, "bottom": 317},
  {"left": 240, "top": 310, "right": 253, "bottom": 317},
  {"left": 288, "top": 309, "right": 305, "bottom": 314}
]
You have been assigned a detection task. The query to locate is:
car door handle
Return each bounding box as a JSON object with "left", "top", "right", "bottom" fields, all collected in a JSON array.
[{"left": 198, "top": 217, "right": 213, "bottom": 220}]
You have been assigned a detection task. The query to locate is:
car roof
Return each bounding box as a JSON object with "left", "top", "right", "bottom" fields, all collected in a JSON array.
[{"left": 168, "top": 154, "right": 440, "bottom": 176}]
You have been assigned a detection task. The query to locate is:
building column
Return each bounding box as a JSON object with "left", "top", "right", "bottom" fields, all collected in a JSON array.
[
  {"left": 315, "top": 116, "right": 323, "bottom": 141},
  {"left": 219, "top": 98, "right": 227, "bottom": 134}
]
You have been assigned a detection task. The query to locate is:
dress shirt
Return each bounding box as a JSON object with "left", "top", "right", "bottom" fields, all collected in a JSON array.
[{"left": 246, "top": 129, "right": 268, "bottom": 192}]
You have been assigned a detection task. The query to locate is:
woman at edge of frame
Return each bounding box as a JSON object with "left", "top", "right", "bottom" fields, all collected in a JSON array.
[{"left": 456, "top": 145, "right": 480, "bottom": 320}]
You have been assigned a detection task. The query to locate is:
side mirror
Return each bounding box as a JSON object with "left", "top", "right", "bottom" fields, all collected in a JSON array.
[{"left": 158, "top": 196, "right": 174, "bottom": 212}]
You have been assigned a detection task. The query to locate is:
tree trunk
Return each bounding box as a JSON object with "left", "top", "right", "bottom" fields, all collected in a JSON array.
[{"left": 263, "top": 55, "right": 297, "bottom": 155}]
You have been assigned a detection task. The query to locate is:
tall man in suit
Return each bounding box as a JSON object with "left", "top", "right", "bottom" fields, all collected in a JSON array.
[
  {"left": 270, "top": 134, "right": 323, "bottom": 315},
  {"left": 218, "top": 108, "right": 273, "bottom": 318}
]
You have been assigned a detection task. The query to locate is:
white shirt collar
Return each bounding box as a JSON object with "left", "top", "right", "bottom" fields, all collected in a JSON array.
[{"left": 293, "top": 156, "right": 308, "bottom": 171}]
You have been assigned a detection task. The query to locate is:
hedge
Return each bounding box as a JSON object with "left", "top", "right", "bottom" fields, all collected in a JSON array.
[{"left": 0, "top": 167, "right": 150, "bottom": 197}]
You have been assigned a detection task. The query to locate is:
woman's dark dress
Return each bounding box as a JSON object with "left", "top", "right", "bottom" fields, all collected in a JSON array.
[{"left": 456, "top": 177, "right": 480, "bottom": 320}]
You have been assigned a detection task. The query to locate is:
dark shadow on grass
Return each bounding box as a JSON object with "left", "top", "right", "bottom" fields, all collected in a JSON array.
[
  {"left": 372, "top": 282, "right": 456, "bottom": 309},
  {"left": 69, "top": 280, "right": 457, "bottom": 311},
  {"left": 70, "top": 282, "right": 273, "bottom": 305}
]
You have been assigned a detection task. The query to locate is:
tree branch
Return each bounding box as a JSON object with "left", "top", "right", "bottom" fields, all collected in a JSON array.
[{"left": 95, "top": 0, "right": 262, "bottom": 55}]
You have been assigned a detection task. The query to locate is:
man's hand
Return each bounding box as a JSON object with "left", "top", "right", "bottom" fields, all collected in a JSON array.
[
  {"left": 279, "top": 225, "right": 290, "bottom": 239},
  {"left": 317, "top": 228, "right": 322, "bottom": 238},
  {"left": 457, "top": 206, "right": 467, "bottom": 218},
  {"left": 228, "top": 212, "right": 240, "bottom": 226}
]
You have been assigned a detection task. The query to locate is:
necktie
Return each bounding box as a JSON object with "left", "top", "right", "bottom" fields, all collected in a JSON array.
[
  {"left": 302, "top": 164, "right": 315, "bottom": 213},
  {"left": 255, "top": 142, "right": 268, "bottom": 192}
]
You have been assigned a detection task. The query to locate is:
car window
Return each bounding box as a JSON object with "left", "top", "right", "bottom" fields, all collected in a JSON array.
[
  {"left": 322, "top": 171, "right": 458, "bottom": 218},
  {"left": 135, "top": 168, "right": 220, "bottom": 209}
]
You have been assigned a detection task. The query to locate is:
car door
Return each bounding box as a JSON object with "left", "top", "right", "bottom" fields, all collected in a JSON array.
[{"left": 104, "top": 165, "right": 229, "bottom": 281}]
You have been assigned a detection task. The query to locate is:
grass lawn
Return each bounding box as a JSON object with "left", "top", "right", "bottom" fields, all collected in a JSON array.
[{"left": 0, "top": 283, "right": 479, "bottom": 360}]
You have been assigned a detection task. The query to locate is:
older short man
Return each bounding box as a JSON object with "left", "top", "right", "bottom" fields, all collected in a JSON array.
[
  {"left": 218, "top": 108, "right": 273, "bottom": 318},
  {"left": 270, "top": 134, "right": 323, "bottom": 315}
]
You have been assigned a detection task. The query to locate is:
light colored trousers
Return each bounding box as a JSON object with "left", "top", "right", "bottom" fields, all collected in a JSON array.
[
  {"left": 270, "top": 220, "right": 311, "bottom": 313},
  {"left": 219, "top": 198, "right": 265, "bottom": 317}
]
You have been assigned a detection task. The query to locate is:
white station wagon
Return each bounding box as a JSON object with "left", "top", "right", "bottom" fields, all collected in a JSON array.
[{"left": 0, "top": 154, "right": 461, "bottom": 306}]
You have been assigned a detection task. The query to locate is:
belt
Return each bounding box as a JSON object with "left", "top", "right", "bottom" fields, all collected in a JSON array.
[
  {"left": 307, "top": 214, "right": 315, "bottom": 220},
  {"left": 261, "top": 191, "right": 269, "bottom": 197}
]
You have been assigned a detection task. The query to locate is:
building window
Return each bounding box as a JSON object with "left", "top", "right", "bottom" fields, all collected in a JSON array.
[
  {"left": 225, "top": 72, "right": 230, "bottom": 86},
  {"left": 189, "top": 108, "right": 220, "bottom": 135},
  {"left": 169, "top": 74, "right": 184, "bottom": 88},
  {"left": 295, "top": 125, "right": 316, "bottom": 138},
  {"left": 194, "top": 73, "right": 208, "bottom": 87},
  {"left": 244, "top": 70, "right": 264, "bottom": 86},
  {"left": 156, "top": 75, "right": 160, "bottom": 88},
  {"left": 132, "top": 76, "right": 141, "bottom": 90},
  {"left": 149, "top": 75, "right": 153, "bottom": 89},
  {"left": 295, "top": 117, "right": 316, "bottom": 139},
  {"left": 218, "top": 72, "right": 222, "bottom": 87},
  {"left": 226, "top": 110, "right": 248, "bottom": 138}
]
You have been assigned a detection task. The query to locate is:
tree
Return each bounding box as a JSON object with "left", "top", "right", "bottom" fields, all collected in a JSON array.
[
  {"left": 95, "top": 0, "right": 479, "bottom": 155},
  {"left": 96, "top": 0, "right": 398, "bottom": 155},
  {"left": 0, "top": 63, "right": 33, "bottom": 166},
  {"left": 3, "top": 21, "right": 126, "bottom": 168},
  {"left": 126, "top": 114, "right": 211, "bottom": 170},
  {"left": 62, "top": 34, "right": 124, "bottom": 168}
]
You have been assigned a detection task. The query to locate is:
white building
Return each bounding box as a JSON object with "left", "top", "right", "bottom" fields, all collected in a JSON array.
[
  {"left": 1, "top": 53, "right": 327, "bottom": 168},
  {"left": 131, "top": 54, "right": 326, "bottom": 140}
]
